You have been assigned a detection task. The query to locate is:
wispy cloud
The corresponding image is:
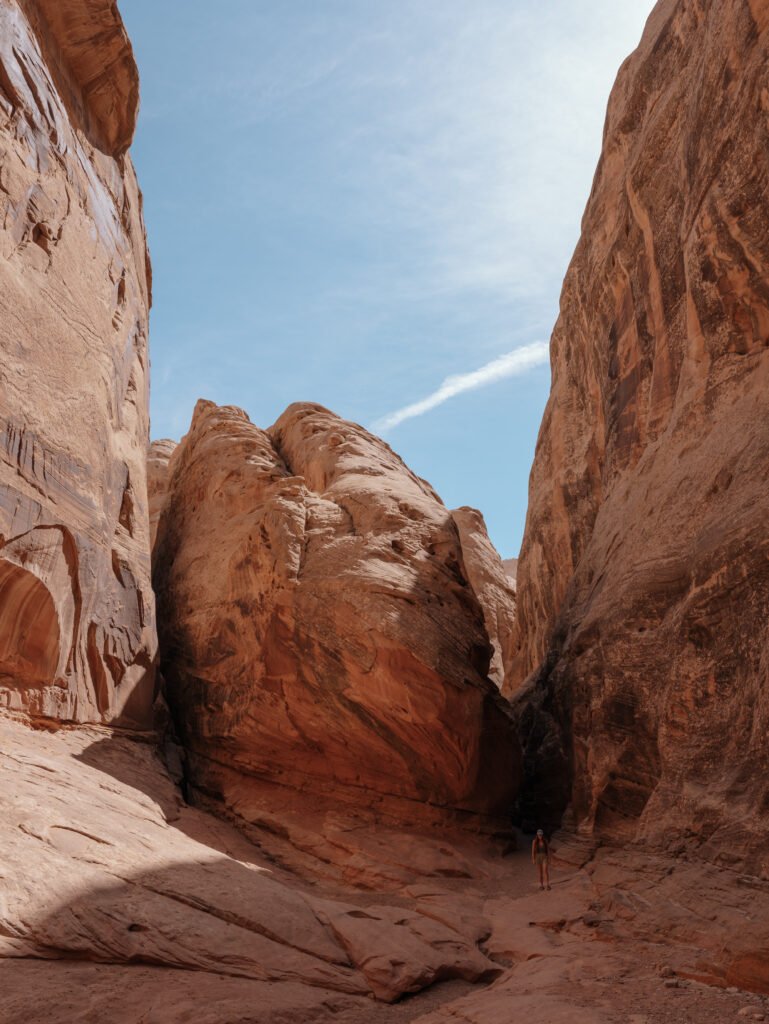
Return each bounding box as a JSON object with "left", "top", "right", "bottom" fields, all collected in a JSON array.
[{"left": 371, "top": 341, "right": 549, "bottom": 434}]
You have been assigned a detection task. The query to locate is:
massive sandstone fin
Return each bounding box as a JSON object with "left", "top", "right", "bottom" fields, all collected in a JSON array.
[{"left": 152, "top": 400, "right": 520, "bottom": 831}]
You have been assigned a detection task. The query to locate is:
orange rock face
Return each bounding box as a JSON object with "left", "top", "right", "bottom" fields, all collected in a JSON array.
[
  {"left": 33, "top": 0, "right": 140, "bottom": 155},
  {"left": 0, "top": 0, "right": 155, "bottom": 726},
  {"left": 451, "top": 507, "right": 516, "bottom": 689},
  {"left": 510, "top": 0, "right": 769, "bottom": 870},
  {"left": 153, "top": 401, "right": 519, "bottom": 830}
]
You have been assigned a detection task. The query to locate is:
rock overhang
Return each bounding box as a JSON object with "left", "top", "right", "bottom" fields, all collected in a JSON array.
[{"left": 28, "top": 0, "right": 140, "bottom": 155}]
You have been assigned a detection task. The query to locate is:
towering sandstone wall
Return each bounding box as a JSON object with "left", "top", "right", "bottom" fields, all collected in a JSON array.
[
  {"left": 511, "top": 0, "right": 769, "bottom": 873},
  {"left": 0, "top": 0, "right": 155, "bottom": 726},
  {"left": 153, "top": 401, "right": 519, "bottom": 829}
]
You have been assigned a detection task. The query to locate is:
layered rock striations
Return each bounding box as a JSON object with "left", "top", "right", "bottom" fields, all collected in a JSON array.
[
  {"left": 510, "top": 0, "right": 769, "bottom": 871},
  {"left": 153, "top": 401, "right": 519, "bottom": 830},
  {"left": 451, "top": 507, "right": 516, "bottom": 689},
  {"left": 0, "top": 0, "right": 155, "bottom": 726}
]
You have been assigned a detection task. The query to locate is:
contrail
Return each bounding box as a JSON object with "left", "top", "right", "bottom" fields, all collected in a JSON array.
[{"left": 370, "top": 341, "right": 550, "bottom": 434}]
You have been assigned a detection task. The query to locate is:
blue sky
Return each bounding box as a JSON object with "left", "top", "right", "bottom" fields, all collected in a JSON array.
[{"left": 120, "top": 0, "right": 655, "bottom": 558}]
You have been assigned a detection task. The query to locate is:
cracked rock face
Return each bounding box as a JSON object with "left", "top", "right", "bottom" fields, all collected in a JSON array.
[
  {"left": 153, "top": 400, "right": 519, "bottom": 830},
  {"left": 510, "top": 0, "right": 769, "bottom": 870},
  {"left": 0, "top": 0, "right": 155, "bottom": 726}
]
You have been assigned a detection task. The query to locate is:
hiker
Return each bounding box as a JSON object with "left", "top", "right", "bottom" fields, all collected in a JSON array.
[{"left": 531, "top": 829, "right": 551, "bottom": 891}]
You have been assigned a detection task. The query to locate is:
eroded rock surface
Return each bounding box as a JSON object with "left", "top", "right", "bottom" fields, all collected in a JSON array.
[
  {"left": 510, "top": 0, "right": 769, "bottom": 870},
  {"left": 451, "top": 507, "right": 516, "bottom": 688},
  {"left": 153, "top": 400, "right": 518, "bottom": 831},
  {"left": 0, "top": 715, "right": 502, "bottom": 1019},
  {"left": 0, "top": 0, "right": 155, "bottom": 726},
  {"left": 32, "top": 0, "right": 141, "bottom": 155},
  {"left": 1, "top": 716, "right": 766, "bottom": 1023}
]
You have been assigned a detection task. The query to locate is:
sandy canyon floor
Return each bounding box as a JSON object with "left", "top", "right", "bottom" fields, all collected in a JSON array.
[{"left": 0, "top": 715, "right": 767, "bottom": 1024}]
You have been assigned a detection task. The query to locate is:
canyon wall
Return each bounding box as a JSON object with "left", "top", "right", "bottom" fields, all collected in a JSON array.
[
  {"left": 511, "top": 0, "right": 769, "bottom": 873},
  {"left": 153, "top": 400, "right": 518, "bottom": 830},
  {"left": 0, "top": 0, "right": 156, "bottom": 726}
]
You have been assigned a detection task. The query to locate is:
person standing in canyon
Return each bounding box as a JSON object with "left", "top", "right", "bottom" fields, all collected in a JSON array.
[{"left": 532, "top": 830, "right": 551, "bottom": 890}]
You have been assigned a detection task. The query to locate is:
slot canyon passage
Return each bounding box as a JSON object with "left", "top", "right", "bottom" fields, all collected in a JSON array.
[{"left": 1, "top": 0, "right": 769, "bottom": 1021}]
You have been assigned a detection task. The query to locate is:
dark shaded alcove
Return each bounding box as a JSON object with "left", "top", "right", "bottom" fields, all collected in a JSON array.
[{"left": 0, "top": 557, "right": 60, "bottom": 686}]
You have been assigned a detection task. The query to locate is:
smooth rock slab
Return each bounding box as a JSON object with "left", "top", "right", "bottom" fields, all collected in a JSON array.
[{"left": 0, "top": 715, "right": 505, "bottom": 1011}]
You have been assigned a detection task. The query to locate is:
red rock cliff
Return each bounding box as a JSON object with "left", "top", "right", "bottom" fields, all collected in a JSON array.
[
  {"left": 153, "top": 401, "right": 519, "bottom": 830},
  {"left": 0, "top": 0, "right": 156, "bottom": 726},
  {"left": 510, "top": 0, "right": 769, "bottom": 872}
]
